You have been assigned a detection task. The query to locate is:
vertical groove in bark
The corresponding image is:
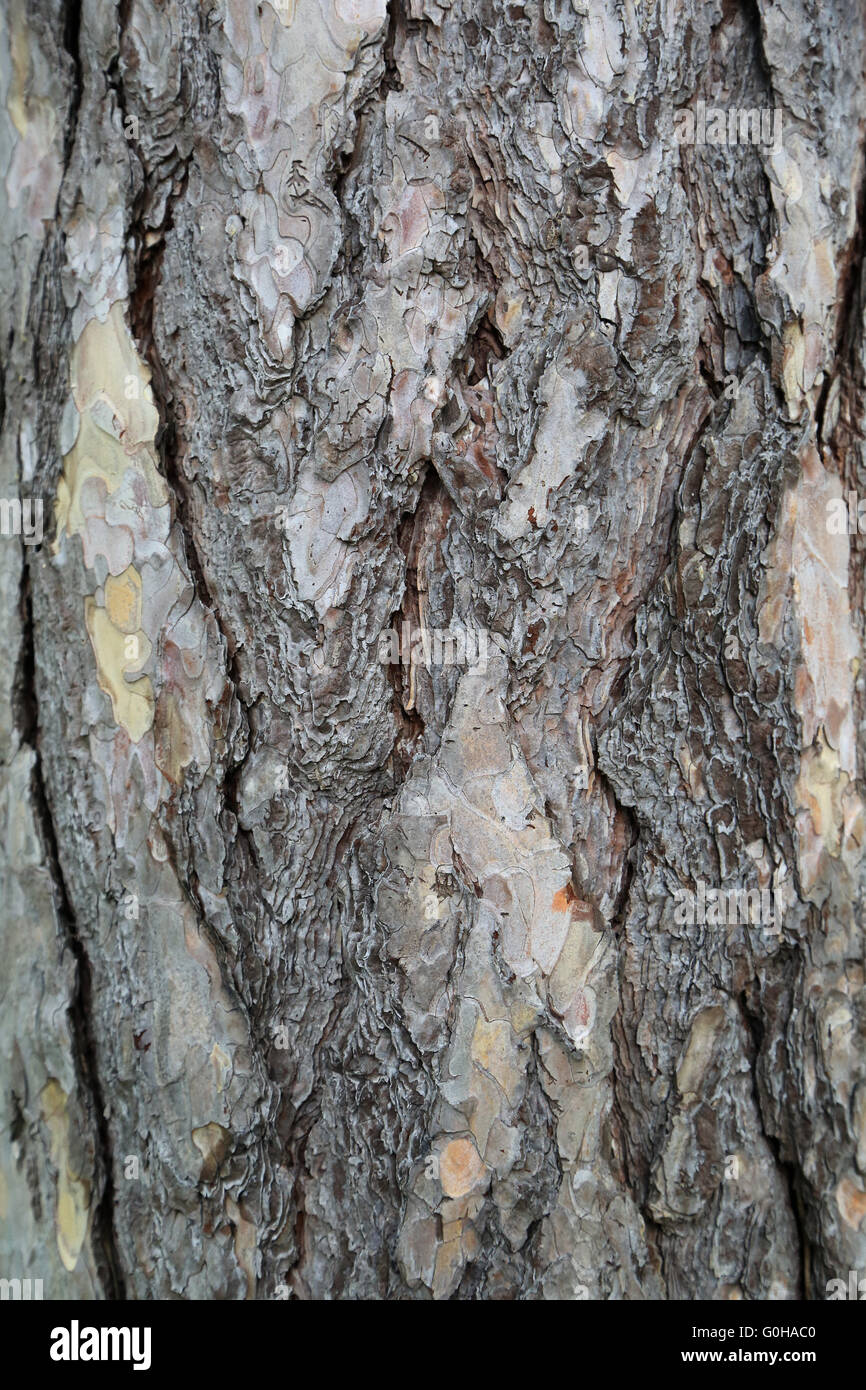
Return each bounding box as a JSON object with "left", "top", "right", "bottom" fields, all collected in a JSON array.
[
  {"left": 16, "top": 567, "right": 126, "bottom": 1300},
  {"left": 61, "top": 0, "right": 82, "bottom": 173}
]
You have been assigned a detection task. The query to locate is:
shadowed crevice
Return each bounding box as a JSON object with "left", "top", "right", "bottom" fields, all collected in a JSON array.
[{"left": 15, "top": 563, "right": 127, "bottom": 1300}]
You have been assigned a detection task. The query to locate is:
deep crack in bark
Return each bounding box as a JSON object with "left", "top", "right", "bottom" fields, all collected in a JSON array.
[{"left": 15, "top": 563, "right": 126, "bottom": 1300}]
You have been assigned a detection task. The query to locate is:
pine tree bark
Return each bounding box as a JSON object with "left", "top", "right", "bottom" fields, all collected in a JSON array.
[{"left": 1, "top": 0, "right": 865, "bottom": 1300}]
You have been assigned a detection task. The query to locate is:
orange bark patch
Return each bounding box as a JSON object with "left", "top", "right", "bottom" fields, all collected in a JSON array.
[
  {"left": 837, "top": 1177, "right": 866, "bottom": 1230},
  {"left": 552, "top": 883, "right": 576, "bottom": 913},
  {"left": 439, "top": 1138, "right": 485, "bottom": 1199}
]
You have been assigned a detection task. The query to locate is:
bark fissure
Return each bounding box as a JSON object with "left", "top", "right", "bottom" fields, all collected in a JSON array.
[
  {"left": 60, "top": 0, "right": 83, "bottom": 176},
  {"left": 15, "top": 565, "right": 126, "bottom": 1301},
  {"left": 737, "top": 991, "right": 808, "bottom": 1298}
]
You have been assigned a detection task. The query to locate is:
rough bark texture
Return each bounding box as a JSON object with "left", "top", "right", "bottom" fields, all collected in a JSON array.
[{"left": 1, "top": 0, "right": 866, "bottom": 1300}]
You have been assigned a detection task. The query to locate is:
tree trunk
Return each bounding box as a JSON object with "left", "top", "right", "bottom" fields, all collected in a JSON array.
[{"left": 2, "top": 0, "right": 865, "bottom": 1301}]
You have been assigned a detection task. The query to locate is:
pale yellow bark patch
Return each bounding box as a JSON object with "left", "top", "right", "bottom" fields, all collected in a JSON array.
[
  {"left": 40, "top": 1081, "right": 91, "bottom": 1273},
  {"left": 85, "top": 596, "right": 154, "bottom": 743}
]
